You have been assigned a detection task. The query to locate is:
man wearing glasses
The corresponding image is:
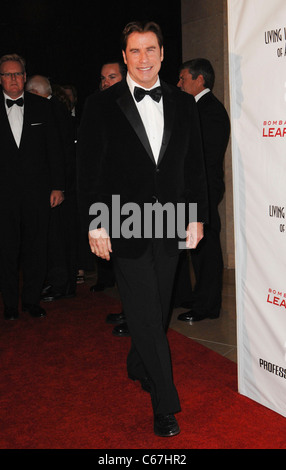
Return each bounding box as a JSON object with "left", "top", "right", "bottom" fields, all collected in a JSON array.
[{"left": 0, "top": 54, "right": 65, "bottom": 320}]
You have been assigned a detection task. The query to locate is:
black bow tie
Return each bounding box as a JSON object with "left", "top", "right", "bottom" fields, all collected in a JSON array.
[
  {"left": 6, "top": 97, "right": 24, "bottom": 108},
  {"left": 134, "top": 86, "right": 162, "bottom": 103}
]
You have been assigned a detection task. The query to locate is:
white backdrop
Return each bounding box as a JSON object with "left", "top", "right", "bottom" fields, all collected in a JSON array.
[{"left": 228, "top": 0, "right": 286, "bottom": 417}]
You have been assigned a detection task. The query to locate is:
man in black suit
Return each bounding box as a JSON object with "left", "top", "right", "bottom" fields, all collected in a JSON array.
[
  {"left": 0, "top": 54, "right": 65, "bottom": 320},
  {"left": 89, "top": 61, "right": 125, "bottom": 295},
  {"left": 25, "top": 75, "right": 78, "bottom": 302},
  {"left": 176, "top": 58, "right": 230, "bottom": 322},
  {"left": 77, "top": 22, "right": 208, "bottom": 437}
]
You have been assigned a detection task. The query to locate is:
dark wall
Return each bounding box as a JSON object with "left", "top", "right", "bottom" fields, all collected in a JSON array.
[{"left": 0, "top": 0, "right": 182, "bottom": 104}]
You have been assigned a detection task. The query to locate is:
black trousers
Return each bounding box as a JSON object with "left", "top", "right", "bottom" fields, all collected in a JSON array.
[
  {"left": 45, "top": 191, "right": 78, "bottom": 294},
  {"left": 0, "top": 195, "right": 50, "bottom": 308},
  {"left": 96, "top": 257, "right": 116, "bottom": 287},
  {"left": 113, "top": 238, "right": 181, "bottom": 416},
  {"left": 173, "top": 204, "right": 223, "bottom": 315}
]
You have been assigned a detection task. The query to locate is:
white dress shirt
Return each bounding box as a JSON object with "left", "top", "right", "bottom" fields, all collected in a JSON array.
[
  {"left": 89, "top": 74, "right": 165, "bottom": 239},
  {"left": 4, "top": 91, "right": 24, "bottom": 147},
  {"left": 127, "top": 73, "right": 164, "bottom": 163}
]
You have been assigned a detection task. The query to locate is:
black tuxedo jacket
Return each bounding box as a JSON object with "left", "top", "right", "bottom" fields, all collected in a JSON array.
[
  {"left": 77, "top": 79, "right": 208, "bottom": 258},
  {"left": 49, "top": 95, "right": 76, "bottom": 194},
  {"left": 0, "top": 90, "right": 65, "bottom": 203},
  {"left": 196, "top": 91, "right": 230, "bottom": 206}
]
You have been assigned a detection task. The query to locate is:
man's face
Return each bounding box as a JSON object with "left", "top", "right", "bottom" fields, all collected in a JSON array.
[
  {"left": 177, "top": 68, "right": 201, "bottom": 96},
  {"left": 100, "top": 63, "right": 122, "bottom": 90},
  {"left": 122, "top": 31, "right": 163, "bottom": 89},
  {"left": 0, "top": 60, "right": 26, "bottom": 98}
]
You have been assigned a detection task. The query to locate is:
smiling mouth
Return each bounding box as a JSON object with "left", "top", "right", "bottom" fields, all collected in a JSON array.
[{"left": 138, "top": 67, "right": 152, "bottom": 71}]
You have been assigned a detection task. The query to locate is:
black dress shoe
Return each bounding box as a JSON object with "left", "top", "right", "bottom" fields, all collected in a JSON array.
[
  {"left": 177, "top": 310, "right": 219, "bottom": 322},
  {"left": 154, "top": 414, "right": 180, "bottom": 437},
  {"left": 90, "top": 282, "right": 112, "bottom": 292},
  {"left": 128, "top": 374, "right": 152, "bottom": 393},
  {"left": 106, "top": 311, "right": 126, "bottom": 324},
  {"left": 4, "top": 306, "right": 19, "bottom": 320},
  {"left": 22, "top": 304, "right": 46, "bottom": 318},
  {"left": 112, "top": 321, "right": 130, "bottom": 337},
  {"left": 41, "top": 287, "right": 76, "bottom": 302}
]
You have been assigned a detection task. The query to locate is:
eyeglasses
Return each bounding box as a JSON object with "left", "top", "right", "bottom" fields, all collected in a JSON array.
[{"left": 0, "top": 72, "right": 24, "bottom": 78}]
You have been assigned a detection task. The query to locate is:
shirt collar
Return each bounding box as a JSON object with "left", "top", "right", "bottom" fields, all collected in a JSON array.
[
  {"left": 126, "top": 72, "right": 161, "bottom": 95},
  {"left": 195, "top": 88, "right": 210, "bottom": 102}
]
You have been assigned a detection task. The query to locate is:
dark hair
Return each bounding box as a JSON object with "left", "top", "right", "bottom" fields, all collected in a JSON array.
[
  {"left": 121, "top": 21, "right": 163, "bottom": 51},
  {"left": 179, "top": 58, "right": 215, "bottom": 90},
  {"left": 52, "top": 84, "right": 72, "bottom": 112},
  {"left": 62, "top": 84, "right": 78, "bottom": 102},
  {"left": 101, "top": 61, "right": 126, "bottom": 78}
]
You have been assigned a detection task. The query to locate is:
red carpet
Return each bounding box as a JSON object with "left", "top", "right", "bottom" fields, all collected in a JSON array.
[{"left": 0, "top": 283, "right": 285, "bottom": 450}]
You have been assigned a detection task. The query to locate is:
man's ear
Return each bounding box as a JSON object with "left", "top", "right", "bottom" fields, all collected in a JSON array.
[
  {"left": 198, "top": 74, "right": 205, "bottom": 87},
  {"left": 160, "top": 46, "right": 164, "bottom": 63},
  {"left": 122, "top": 50, "right": 127, "bottom": 65}
]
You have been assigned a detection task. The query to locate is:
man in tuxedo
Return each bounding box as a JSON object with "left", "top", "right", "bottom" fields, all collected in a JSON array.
[
  {"left": 0, "top": 54, "right": 65, "bottom": 320},
  {"left": 176, "top": 58, "right": 230, "bottom": 322},
  {"left": 25, "top": 75, "right": 78, "bottom": 302},
  {"left": 77, "top": 22, "right": 208, "bottom": 437},
  {"left": 89, "top": 60, "right": 130, "bottom": 334},
  {"left": 89, "top": 61, "right": 125, "bottom": 295}
]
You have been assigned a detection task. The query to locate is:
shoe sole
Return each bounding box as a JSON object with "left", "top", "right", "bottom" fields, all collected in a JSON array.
[
  {"left": 154, "top": 427, "right": 181, "bottom": 437},
  {"left": 41, "top": 294, "right": 76, "bottom": 302},
  {"left": 178, "top": 315, "right": 219, "bottom": 322},
  {"left": 112, "top": 331, "right": 130, "bottom": 337}
]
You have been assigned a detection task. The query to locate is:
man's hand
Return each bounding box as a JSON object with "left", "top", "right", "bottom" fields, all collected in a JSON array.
[
  {"left": 186, "top": 222, "right": 204, "bottom": 249},
  {"left": 50, "top": 190, "right": 65, "bottom": 208},
  {"left": 89, "top": 228, "right": 112, "bottom": 260}
]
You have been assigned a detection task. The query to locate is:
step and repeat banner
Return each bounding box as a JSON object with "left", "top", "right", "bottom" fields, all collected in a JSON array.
[{"left": 228, "top": 0, "right": 286, "bottom": 417}]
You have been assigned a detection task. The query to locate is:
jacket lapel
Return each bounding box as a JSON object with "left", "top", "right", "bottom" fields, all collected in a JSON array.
[
  {"left": 157, "top": 81, "right": 176, "bottom": 166},
  {"left": 19, "top": 91, "right": 31, "bottom": 149},
  {"left": 0, "top": 92, "right": 20, "bottom": 149},
  {"left": 116, "top": 83, "right": 155, "bottom": 164}
]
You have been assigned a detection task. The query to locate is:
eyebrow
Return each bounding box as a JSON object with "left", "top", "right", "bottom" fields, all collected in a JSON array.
[{"left": 129, "top": 45, "right": 157, "bottom": 52}]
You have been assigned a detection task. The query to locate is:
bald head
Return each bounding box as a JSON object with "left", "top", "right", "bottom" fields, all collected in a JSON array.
[{"left": 25, "top": 75, "right": 52, "bottom": 98}]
